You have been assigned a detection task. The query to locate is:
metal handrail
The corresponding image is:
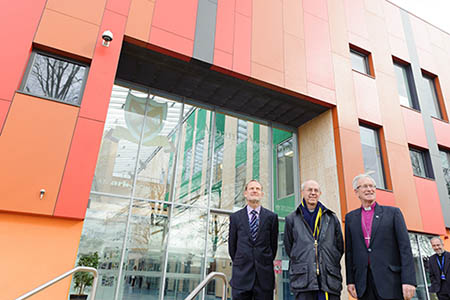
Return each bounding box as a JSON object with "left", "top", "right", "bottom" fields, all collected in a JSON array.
[
  {"left": 184, "top": 272, "right": 228, "bottom": 300},
  {"left": 15, "top": 266, "right": 98, "bottom": 300}
]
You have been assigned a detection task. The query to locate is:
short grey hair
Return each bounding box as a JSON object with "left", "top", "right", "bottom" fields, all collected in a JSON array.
[
  {"left": 431, "top": 236, "right": 444, "bottom": 245},
  {"left": 352, "top": 174, "right": 376, "bottom": 190},
  {"left": 301, "top": 180, "right": 321, "bottom": 192}
]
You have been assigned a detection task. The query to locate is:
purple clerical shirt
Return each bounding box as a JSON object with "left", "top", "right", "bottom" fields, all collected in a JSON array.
[{"left": 361, "top": 202, "right": 376, "bottom": 248}]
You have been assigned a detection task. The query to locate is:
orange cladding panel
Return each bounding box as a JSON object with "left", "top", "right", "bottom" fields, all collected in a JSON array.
[
  {"left": 0, "top": 99, "right": 10, "bottom": 133},
  {"left": 125, "top": 0, "right": 155, "bottom": 43},
  {"left": 46, "top": 0, "right": 106, "bottom": 25},
  {"left": 415, "top": 177, "right": 446, "bottom": 235},
  {"left": 34, "top": 9, "right": 99, "bottom": 59},
  {"left": 375, "top": 189, "right": 396, "bottom": 207},
  {"left": 54, "top": 117, "right": 104, "bottom": 219},
  {"left": 107, "top": 0, "right": 132, "bottom": 15},
  {"left": 401, "top": 107, "right": 428, "bottom": 149},
  {"left": 214, "top": 0, "right": 235, "bottom": 55},
  {"left": 0, "top": 0, "right": 46, "bottom": 101},
  {"left": 150, "top": 0, "right": 198, "bottom": 56},
  {"left": 0, "top": 94, "right": 78, "bottom": 215},
  {"left": 0, "top": 212, "right": 83, "bottom": 300}
]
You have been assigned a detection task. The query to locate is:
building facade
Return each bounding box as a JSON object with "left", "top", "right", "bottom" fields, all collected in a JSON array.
[{"left": 2, "top": 0, "right": 450, "bottom": 299}]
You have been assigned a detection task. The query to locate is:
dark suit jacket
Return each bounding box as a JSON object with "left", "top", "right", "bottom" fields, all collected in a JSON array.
[
  {"left": 228, "top": 206, "right": 279, "bottom": 291},
  {"left": 345, "top": 204, "right": 416, "bottom": 299},
  {"left": 429, "top": 251, "right": 450, "bottom": 293}
]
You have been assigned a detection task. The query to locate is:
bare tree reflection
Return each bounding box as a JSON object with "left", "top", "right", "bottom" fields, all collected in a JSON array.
[{"left": 25, "top": 54, "right": 85, "bottom": 105}]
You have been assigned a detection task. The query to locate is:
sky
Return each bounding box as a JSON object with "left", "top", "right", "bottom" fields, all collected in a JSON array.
[{"left": 389, "top": 0, "right": 450, "bottom": 33}]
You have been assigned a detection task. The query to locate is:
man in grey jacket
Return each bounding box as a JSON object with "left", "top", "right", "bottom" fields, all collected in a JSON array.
[{"left": 284, "top": 180, "right": 344, "bottom": 300}]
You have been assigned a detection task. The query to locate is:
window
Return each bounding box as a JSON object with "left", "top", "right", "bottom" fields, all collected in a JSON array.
[
  {"left": 277, "top": 138, "right": 294, "bottom": 198},
  {"left": 422, "top": 72, "right": 444, "bottom": 119},
  {"left": 350, "top": 47, "right": 371, "bottom": 75},
  {"left": 359, "top": 125, "right": 386, "bottom": 189},
  {"left": 409, "top": 147, "right": 434, "bottom": 179},
  {"left": 393, "top": 61, "right": 419, "bottom": 110},
  {"left": 21, "top": 51, "right": 88, "bottom": 106},
  {"left": 439, "top": 149, "right": 450, "bottom": 198}
]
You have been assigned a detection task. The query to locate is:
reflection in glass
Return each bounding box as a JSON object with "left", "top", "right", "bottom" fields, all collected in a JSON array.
[
  {"left": 360, "top": 125, "right": 386, "bottom": 189},
  {"left": 133, "top": 97, "right": 182, "bottom": 201},
  {"left": 119, "top": 200, "right": 169, "bottom": 300},
  {"left": 211, "top": 114, "right": 271, "bottom": 210},
  {"left": 70, "top": 194, "right": 129, "bottom": 300},
  {"left": 273, "top": 129, "right": 296, "bottom": 218},
  {"left": 422, "top": 75, "right": 442, "bottom": 119},
  {"left": 164, "top": 206, "right": 207, "bottom": 299},
  {"left": 275, "top": 221, "right": 295, "bottom": 300},
  {"left": 410, "top": 149, "right": 427, "bottom": 177},
  {"left": 394, "top": 63, "right": 414, "bottom": 108},
  {"left": 439, "top": 150, "right": 450, "bottom": 198},
  {"left": 206, "top": 213, "right": 232, "bottom": 300},
  {"left": 23, "top": 52, "right": 87, "bottom": 105},
  {"left": 350, "top": 50, "right": 369, "bottom": 75},
  {"left": 174, "top": 108, "right": 211, "bottom": 207},
  {"left": 92, "top": 85, "right": 148, "bottom": 196}
]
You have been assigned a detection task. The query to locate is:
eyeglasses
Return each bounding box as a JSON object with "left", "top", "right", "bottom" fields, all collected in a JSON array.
[{"left": 357, "top": 184, "right": 376, "bottom": 190}]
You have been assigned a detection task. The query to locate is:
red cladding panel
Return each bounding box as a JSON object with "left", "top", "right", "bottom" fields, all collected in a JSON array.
[
  {"left": 433, "top": 118, "right": 450, "bottom": 149},
  {"left": 415, "top": 177, "right": 446, "bottom": 234},
  {"left": 304, "top": 13, "right": 335, "bottom": 91},
  {"left": 54, "top": 117, "right": 104, "bottom": 219},
  {"left": 106, "top": 0, "right": 131, "bottom": 16},
  {"left": 401, "top": 107, "right": 428, "bottom": 149},
  {"left": 236, "top": 0, "right": 251, "bottom": 17},
  {"left": 149, "top": 27, "right": 194, "bottom": 58},
  {"left": 375, "top": 189, "right": 396, "bottom": 206},
  {"left": 0, "top": 0, "right": 46, "bottom": 101},
  {"left": 79, "top": 10, "right": 128, "bottom": 121},
  {"left": 151, "top": 0, "right": 198, "bottom": 50},
  {"left": 233, "top": 13, "right": 251, "bottom": 76},
  {"left": 214, "top": 0, "right": 235, "bottom": 54}
]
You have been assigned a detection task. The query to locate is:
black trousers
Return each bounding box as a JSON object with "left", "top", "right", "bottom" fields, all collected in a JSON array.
[
  {"left": 295, "top": 291, "right": 339, "bottom": 300},
  {"left": 232, "top": 274, "right": 273, "bottom": 300},
  {"left": 437, "top": 292, "right": 450, "bottom": 300},
  {"left": 361, "top": 268, "right": 403, "bottom": 300}
]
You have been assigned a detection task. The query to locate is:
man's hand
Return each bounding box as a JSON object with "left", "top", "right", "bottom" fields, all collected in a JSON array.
[
  {"left": 403, "top": 284, "right": 416, "bottom": 300},
  {"left": 347, "top": 284, "right": 357, "bottom": 298}
]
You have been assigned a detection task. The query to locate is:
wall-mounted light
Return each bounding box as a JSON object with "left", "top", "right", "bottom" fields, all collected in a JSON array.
[{"left": 102, "top": 30, "right": 113, "bottom": 47}]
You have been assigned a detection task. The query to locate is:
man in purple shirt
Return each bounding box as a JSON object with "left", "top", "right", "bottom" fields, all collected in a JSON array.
[
  {"left": 345, "top": 174, "right": 416, "bottom": 300},
  {"left": 228, "top": 180, "right": 279, "bottom": 300}
]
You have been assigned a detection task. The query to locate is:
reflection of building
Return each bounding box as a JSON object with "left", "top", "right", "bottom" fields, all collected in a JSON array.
[{"left": 2, "top": 1, "right": 450, "bottom": 300}]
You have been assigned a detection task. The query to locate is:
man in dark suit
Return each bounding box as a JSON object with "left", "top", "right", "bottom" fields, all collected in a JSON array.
[
  {"left": 429, "top": 237, "right": 450, "bottom": 300},
  {"left": 345, "top": 174, "right": 416, "bottom": 300},
  {"left": 228, "top": 180, "right": 279, "bottom": 300}
]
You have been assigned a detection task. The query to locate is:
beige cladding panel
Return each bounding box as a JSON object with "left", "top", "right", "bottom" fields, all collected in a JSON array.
[{"left": 298, "top": 110, "right": 341, "bottom": 219}]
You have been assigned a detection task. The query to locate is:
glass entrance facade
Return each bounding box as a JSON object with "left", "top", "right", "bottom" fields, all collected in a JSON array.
[{"left": 71, "top": 83, "right": 299, "bottom": 300}]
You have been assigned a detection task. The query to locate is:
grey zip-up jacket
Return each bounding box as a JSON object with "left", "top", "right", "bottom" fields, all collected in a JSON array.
[{"left": 284, "top": 204, "right": 344, "bottom": 295}]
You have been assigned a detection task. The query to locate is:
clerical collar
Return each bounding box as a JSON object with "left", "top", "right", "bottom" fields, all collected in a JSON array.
[{"left": 362, "top": 202, "right": 376, "bottom": 211}]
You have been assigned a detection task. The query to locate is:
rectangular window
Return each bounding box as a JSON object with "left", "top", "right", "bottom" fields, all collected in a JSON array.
[
  {"left": 20, "top": 51, "right": 88, "bottom": 106},
  {"left": 409, "top": 147, "right": 434, "bottom": 179},
  {"left": 393, "top": 60, "right": 419, "bottom": 110},
  {"left": 439, "top": 149, "right": 450, "bottom": 198},
  {"left": 422, "top": 72, "right": 444, "bottom": 119},
  {"left": 277, "top": 137, "right": 294, "bottom": 199},
  {"left": 350, "top": 46, "right": 372, "bottom": 76},
  {"left": 359, "top": 125, "right": 386, "bottom": 189}
]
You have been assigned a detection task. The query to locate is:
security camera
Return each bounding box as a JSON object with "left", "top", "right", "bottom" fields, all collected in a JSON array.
[{"left": 102, "top": 30, "right": 113, "bottom": 47}]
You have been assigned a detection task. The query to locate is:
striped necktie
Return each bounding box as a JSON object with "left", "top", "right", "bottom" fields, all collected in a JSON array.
[{"left": 250, "top": 210, "right": 259, "bottom": 241}]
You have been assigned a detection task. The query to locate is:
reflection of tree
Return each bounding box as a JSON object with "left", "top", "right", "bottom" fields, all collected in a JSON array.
[
  {"left": 209, "top": 215, "right": 229, "bottom": 258},
  {"left": 25, "top": 54, "right": 84, "bottom": 104}
]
